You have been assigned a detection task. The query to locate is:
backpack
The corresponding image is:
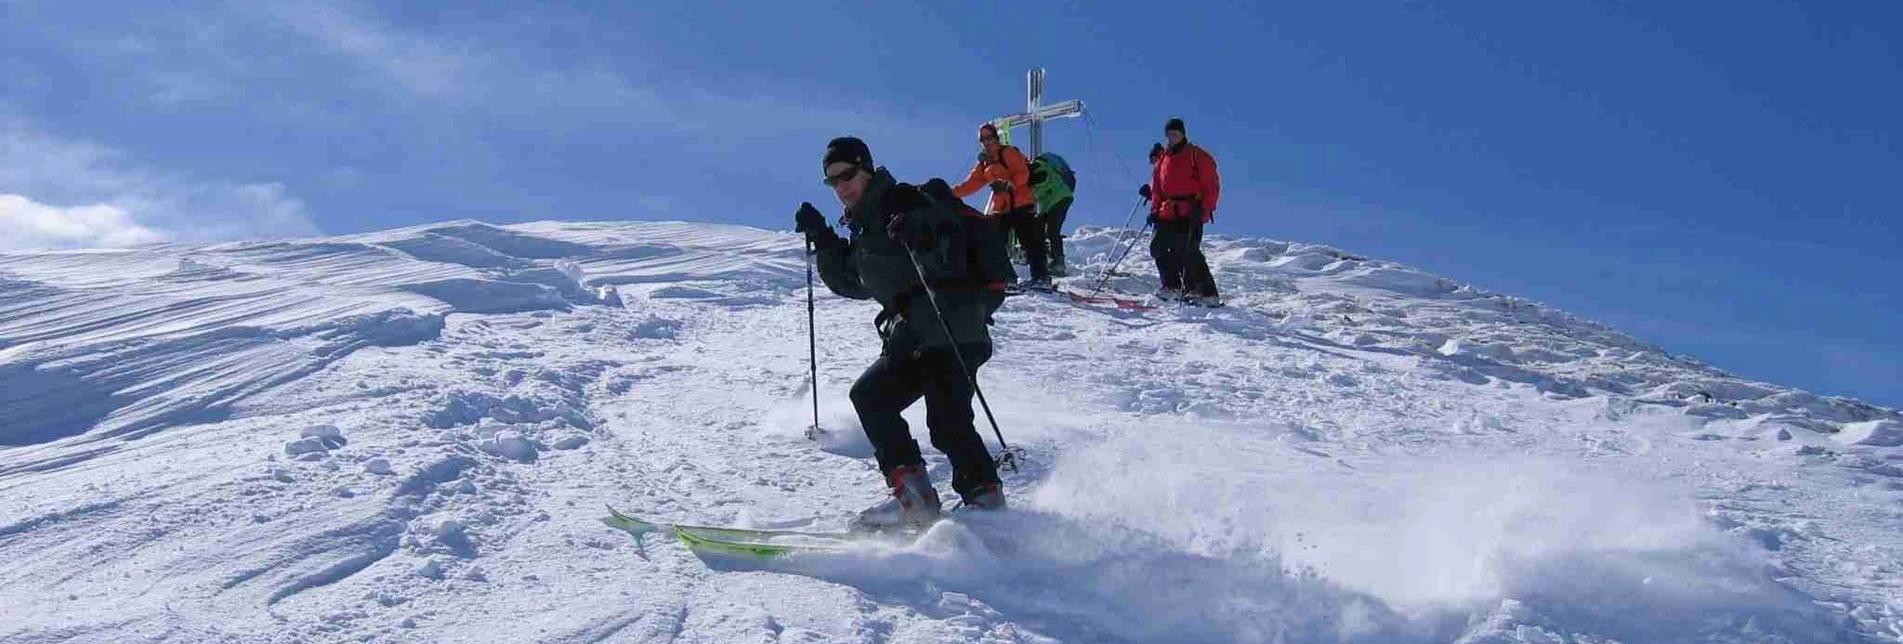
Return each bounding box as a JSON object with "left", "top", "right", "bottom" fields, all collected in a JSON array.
[
  {"left": 918, "top": 178, "right": 1013, "bottom": 316},
  {"left": 1036, "top": 152, "right": 1076, "bottom": 191}
]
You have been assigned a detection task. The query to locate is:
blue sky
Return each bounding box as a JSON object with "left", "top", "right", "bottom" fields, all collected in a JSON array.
[{"left": 2, "top": 0, "right": 1897, "bottom": 407}]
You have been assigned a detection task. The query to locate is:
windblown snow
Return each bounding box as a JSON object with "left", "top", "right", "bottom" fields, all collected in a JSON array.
[{"left": 1, "top": 220, "right": 1898, "bottom": 643}]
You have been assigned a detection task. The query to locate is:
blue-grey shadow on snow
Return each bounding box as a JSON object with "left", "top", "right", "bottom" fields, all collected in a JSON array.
[{"left": 1477, "top": 545, "right": 1872, "bottom": 643}]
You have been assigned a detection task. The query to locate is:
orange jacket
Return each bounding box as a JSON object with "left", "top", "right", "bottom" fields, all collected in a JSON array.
[{"left": 953, "top": 144, "right": 1034, "bottom": 215}]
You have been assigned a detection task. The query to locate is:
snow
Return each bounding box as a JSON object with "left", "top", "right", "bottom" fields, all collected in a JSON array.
[{"left": 2, "top": 220, "right": 1900, "bottom": 642}]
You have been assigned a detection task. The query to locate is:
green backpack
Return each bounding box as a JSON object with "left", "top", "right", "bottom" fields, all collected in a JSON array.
[{"left": 1028, "top": 153, "right": 1076, "bottom": 211}]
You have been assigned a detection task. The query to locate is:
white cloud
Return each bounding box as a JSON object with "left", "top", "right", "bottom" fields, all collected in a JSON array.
[
  {"left": 253, "top": 1, "right": 953, "bottom": 145},
  {"left": 0, "top": 194, "right": 167, "bottom": 251},
  {"left": 274, "top": 1, "right": 472, "bottom": 98},
  {"left": 0, "top": 114, "right": 320, "bottom": 247}
]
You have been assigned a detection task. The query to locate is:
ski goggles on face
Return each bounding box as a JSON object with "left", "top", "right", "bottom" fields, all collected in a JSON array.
[{"left": 822, "top": 165, "right": 861, "bottom": 187}]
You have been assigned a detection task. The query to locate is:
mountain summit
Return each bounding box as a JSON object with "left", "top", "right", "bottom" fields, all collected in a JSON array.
[{"left": 2, "top": 221, "right": 1895, "bottom": 642}]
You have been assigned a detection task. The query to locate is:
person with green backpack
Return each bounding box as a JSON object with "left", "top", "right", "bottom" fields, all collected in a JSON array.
[{"left": 1028, "top": 151, "right": 1078, "bottom": 276}]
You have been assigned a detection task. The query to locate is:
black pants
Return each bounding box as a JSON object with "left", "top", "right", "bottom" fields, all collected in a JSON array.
[
  {"left": 1150, "top": 217, "right": 1218, "bottom": 297},
  {"left": 848, "top": 343, "right": 999, "bottom": 498},
  {"left": 1041, "top": 198, "right": 1072, "bottom": 265},
  {"left": 998, "top": 206, "right": 1049, "bottom": 282}
]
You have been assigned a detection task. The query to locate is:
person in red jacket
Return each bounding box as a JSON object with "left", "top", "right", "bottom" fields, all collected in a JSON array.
[
  {"left": 954, "top": 123, "right": 1050, "bottom": 290},
  {"left": 1146, "top": 118, "right": 1222, "bottom": 306}
]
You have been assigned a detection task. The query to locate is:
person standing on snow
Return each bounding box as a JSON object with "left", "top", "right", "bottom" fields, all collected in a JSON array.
[
  {"left": 794, "top": 136, "right": 1006, "bottom": 530},
  {"left": 1145, "top": 118, "right": 1223, "bottom": 306},
  {"left": 1028, "top": 151, "right": 1078, "bottom": 277},
  {"left": 955, "top": 123, "right": 1050, "bottom": 291}
]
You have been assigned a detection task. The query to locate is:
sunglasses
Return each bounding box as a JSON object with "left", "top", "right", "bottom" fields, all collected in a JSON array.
[
  {"left": 822, "top": 165, "right": 861, "bottom": 187},
  {"left": 979, "top": 135, "right": 999, "bottom": 143}
]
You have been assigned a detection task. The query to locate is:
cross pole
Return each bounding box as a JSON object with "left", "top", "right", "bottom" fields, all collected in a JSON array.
[{"left": 990, "top": 68, "right": 1084, "bottom": 158}]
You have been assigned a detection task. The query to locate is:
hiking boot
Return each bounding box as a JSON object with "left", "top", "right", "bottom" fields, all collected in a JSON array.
[
  {"left": 958, "top": 482, "right": 1006, "bottom": 511},
  {"left": 849, "top": 465, "right": 941, "bottom": 532}
]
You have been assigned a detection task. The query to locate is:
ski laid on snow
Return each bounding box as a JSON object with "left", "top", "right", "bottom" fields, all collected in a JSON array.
[
  {"left": 1000, "top": 279, "right": 1154, "bottom": 311},
  {"left": 1059, "top": 288, "right": 1153, "bottom": 311}
]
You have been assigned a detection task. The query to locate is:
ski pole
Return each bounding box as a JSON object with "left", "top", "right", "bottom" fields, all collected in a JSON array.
[
  {"left": 1088, "top": 196, "right": 1150, "bottom": 297},
  {"left": 899, "top": 240, "right": 1021, "bottom": 472},
  {"left": 804, "top": 240, "right": 821, "bottom": 440}
]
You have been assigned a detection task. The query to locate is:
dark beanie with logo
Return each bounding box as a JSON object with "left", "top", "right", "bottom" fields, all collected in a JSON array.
[{"left": 822, "top": 136, "right": 873, "bottom": 171}]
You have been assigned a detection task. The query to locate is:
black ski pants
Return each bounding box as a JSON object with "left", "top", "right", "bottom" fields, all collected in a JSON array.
[
  {"left": 848, "top": 343, "right": 999, "bottom": 498},
  {"left": 1041, "top": 197, "right": 1072, "bottom": 265},
  {"left": 1151, "top": 217, "right": 1219, "bottom": 297},
  {"left": 998, "top": 206, "right": 1049, "bottom": 282}
]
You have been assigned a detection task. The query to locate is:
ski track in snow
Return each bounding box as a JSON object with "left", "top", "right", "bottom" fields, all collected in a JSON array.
[{"left": 1, "top": 220, "right": 1899, "bottom": 643}]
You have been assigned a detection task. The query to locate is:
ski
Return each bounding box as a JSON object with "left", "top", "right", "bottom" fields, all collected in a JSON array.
[
  {"left": 603, "top": 504, "right": 846, "bottom": 542},
  {"left": 603, "top": 504, "right": 920, "bottom": 559},
  {"left": 669, "top": 526, "right": 861, "bottom": 559},
  {"left": 1059, "top": 288, "right": 1153, "bottom": 311}
]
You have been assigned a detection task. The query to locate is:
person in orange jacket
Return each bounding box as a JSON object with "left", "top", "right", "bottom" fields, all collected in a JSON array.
[
  {"left": 1146, "top": 117, "right": 1222, "bottom": 306},
  {"left": 954, "top": 123, "right": 1050, "bottom": 289}
]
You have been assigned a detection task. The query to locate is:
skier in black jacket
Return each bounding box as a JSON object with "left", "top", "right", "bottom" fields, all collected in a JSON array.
[{"left": 795, "top": 136, "right": 1005, "bottom": 530}]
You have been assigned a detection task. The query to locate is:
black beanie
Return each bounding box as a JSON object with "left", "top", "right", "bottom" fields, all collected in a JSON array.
[
  {"left": 823, "top": 136, "right": 873, "bottom": 171},
  {"left": 1164, "top": 118, "right": 1186, "bottom": 134}
]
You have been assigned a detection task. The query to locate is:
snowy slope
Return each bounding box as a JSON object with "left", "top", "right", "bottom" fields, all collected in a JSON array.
[{"left": 1, "top": 220, "right": 1899, "bottom": 643}]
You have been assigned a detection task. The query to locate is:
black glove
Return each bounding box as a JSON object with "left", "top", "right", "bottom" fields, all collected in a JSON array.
[
  {"left": 989, "top": 180, "right": 1010, "bottom": 192},
  {"left": 1137, "top": 184, "right": 1152, "bottom": 200},
  {"left": 795, "top": 202, "right": 827, "bottom": 234},
  {"left": 886, "top": 213, "right": 936, "bottom": 250},
  {"left": 796, "top": 202, "right": 844, "bottom": 249},
  {"left": 1146, "top": 212, "right": 1161, "bottom": 225},
  {"left": 885, "top": 213, "right": 909, "bottom": 242}
]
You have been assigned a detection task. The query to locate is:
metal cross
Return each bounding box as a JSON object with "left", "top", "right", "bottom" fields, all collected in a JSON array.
[{"left": 990, "top": 68, "right": 1084, "bottom": 158}]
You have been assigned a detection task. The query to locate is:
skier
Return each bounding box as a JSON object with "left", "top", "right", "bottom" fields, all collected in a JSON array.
[
  {"left": 795, "top": 136, "right": 1006, "bottom": 530},
  {"left": 1028, "top": 151, "right": 1078, "bottom": 277},
  {"left": 1146, "top": 118, "right": 1223, "bottom": 306},
  {"left": 954, "top": 123, "right": 1050, "bottom": 291}
]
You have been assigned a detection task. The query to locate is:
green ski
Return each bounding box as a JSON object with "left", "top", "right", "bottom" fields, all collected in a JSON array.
[{"left": 603, "top": 504, "right": 922, "bottom": 560}]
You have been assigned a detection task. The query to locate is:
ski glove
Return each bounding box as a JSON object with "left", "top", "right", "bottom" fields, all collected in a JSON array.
[
  {"left": 1137, "top": 184, "right": 1152, "bottom": 200},
  {"left": 885, "top": 213, "right": 937, "bottom": 249},
  {"left": 795, "top": 202, "right": 826, "bottom": 234},
  {"left": 796, "top": 202, "right": 844, "bottom": 249}
]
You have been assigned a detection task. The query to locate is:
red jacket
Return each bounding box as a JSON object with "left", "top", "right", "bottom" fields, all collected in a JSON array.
[
  {"left": 953, "top": 144, "right": 1034, "bottom": 215},
  {"left": 1150, "top": 141, "right": 1220, "bottom": 222}
]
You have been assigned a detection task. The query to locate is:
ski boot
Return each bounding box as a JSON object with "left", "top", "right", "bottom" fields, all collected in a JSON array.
[
  {"left": 849, "top": 464, "right": 941, "bottom": 532},
  {"left": 957, "top": 482, "right": 1007, "bottom": 512}
]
